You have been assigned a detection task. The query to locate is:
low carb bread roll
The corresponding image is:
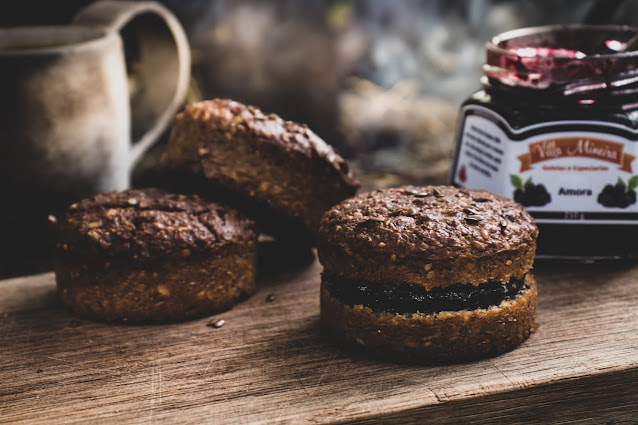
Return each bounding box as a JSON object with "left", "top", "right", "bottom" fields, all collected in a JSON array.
[
  {"left": 160, "top": 99, "right": 359, "bottom": 241},
  {"left": 318, "top": 185, "right": 539, "bottom": 363},
  {"left": 52, "top": 188, "right": 257, "bottom": 323}
]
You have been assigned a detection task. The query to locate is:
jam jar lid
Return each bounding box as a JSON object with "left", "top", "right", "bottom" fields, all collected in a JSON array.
[{"left": 484, "top": 24, "right": 638, "bottom": 95}]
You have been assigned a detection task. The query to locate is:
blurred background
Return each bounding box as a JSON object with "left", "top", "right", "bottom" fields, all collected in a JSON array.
[
  {"left": 1, "top": 0, "right": 638, "bottom": 276},
  {"left": 117, "top": 0, "right": 638, "bottom": 190},
  {"left": 3, "top": 0, "right": 638, "bottom": 190}
]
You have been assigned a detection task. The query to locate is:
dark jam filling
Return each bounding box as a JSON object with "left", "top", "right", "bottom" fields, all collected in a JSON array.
[{"left": 325, "top": 275, "right": 527, "bottom": 316}]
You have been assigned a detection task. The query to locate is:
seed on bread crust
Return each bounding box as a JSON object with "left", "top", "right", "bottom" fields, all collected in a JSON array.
[
  {"left": 52, "top": 188, "right": 257, "bottom": 324},
  {"left": 319, "top": 185, "right": 538, "bottom": 289},
  {"left": 317, "top": 185, "right": 539, "bottom": 363},
  {"left": 160, "top": 99, "right": 359, "bottom": 239}
]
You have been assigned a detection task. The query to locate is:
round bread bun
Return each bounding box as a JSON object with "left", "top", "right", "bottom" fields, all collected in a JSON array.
[
  {"left": 318, "top": 185, "right": 539, "bottom": 363},
  {"left": 159, "top": 99, "right": 359, "bottom": 241},
  {"left": 52, "top": 188, "right": 257, "bottom": 323}
]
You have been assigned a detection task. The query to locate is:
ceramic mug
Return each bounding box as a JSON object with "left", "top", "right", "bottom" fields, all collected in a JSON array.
[{"left": 0, "top": 0, "right": 190, "bottom": 257}]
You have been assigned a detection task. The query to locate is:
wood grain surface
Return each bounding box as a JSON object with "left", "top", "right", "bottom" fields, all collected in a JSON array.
[{"left": 1, "top": 253, "right": 637, "bottom": 424}]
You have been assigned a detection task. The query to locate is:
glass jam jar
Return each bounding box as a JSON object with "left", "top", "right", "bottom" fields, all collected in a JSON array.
[{"left": 450, "top": 25, "right": 638, "bottom": 262}]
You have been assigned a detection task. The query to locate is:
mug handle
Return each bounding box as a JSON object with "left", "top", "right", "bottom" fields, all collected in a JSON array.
[{"left": 73, "top": 0, "right": 191, "bottom": 166}]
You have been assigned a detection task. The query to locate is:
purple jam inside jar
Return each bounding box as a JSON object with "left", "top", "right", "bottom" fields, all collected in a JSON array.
[
  {"left": 450, "top": 25, "right": 638, "bottom": 262},
  {"left": 485, "top": 25, "right": 638, "bottom": 95}
]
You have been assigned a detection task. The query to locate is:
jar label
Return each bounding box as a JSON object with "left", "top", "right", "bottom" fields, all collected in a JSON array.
[{"left": 451, "top": 105, "right": 638, "bottom": 224}]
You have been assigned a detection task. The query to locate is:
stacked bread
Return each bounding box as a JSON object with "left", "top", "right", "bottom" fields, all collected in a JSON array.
[
  {"left": 318, "top": 186, "right": 538, "bottom": 363},
  {"left": 52, "top": 99, "right": 359, "bottom": 323}
]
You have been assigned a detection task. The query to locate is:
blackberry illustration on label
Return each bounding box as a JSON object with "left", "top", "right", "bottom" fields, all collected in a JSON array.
[
  {"left": 511, "top": 175, "right": 551, "bottom": 207},
  {"left": 597, "top": 177, "right": 638, "bottom": 208}
]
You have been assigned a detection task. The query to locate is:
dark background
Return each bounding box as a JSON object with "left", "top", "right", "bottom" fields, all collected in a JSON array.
[{"left": 3, "top": 0, "right": 637, "bottom": 187}]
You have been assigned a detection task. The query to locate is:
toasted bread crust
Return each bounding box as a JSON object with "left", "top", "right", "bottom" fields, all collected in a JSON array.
[
  {"left": 318, "top": 185, "right": 538, "bottom": 288},
  {"left": 56, "top": 243, "right": 256, "bottom": 323},
  {"left": 54, "top": 188, "right": 255, "bottom": 262},
  {"left": 319, "top": 243, "right": 536, "bottom": 290},
  {"left": 321, "top": 274, "right": 537, "bottom": 363},
  {"left": 52, "top": 189, "right": 258, "bottom": 323},
  {"left": 160, "top": 99, "right": 359, "bottom": 234}
]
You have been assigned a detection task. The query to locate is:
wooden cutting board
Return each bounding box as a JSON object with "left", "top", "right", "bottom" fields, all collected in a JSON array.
[{"left": 1, "top": 255, "right": 637, "bottom": 424}]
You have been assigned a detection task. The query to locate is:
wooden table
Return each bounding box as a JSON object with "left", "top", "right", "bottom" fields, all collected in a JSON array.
[{"left": 1, "top": 255, "right": 637, "bottom": 424}]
